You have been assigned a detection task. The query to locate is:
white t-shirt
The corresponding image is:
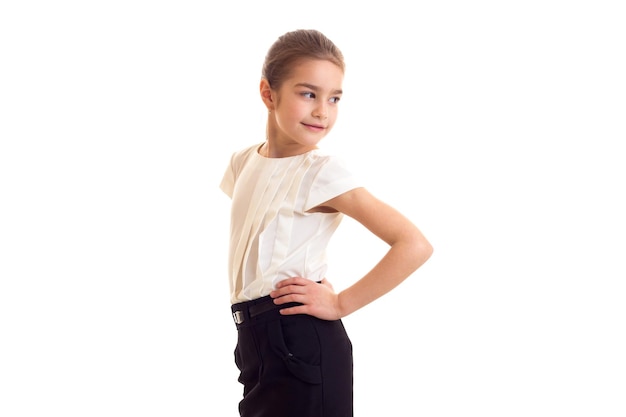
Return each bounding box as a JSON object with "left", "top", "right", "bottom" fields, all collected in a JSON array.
[{"left": 220, "top": 143, "right": 361, "bottom": 304}]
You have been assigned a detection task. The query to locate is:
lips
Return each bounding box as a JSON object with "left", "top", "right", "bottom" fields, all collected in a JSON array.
[{"left": 302, "top": 122, "right": 326, "bottom": 130}]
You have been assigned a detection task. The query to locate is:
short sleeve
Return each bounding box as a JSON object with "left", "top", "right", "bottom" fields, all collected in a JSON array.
[
  {"left": 220, "top": 154, "right": 235, "bottom": 198},
  {"left": 304, "top": 156, "right": 361, "bottom": 211}
]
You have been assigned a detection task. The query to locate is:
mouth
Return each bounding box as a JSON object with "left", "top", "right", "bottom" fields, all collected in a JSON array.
[{"left": 302, "top": 123, "right": 326, "bottom": 131}]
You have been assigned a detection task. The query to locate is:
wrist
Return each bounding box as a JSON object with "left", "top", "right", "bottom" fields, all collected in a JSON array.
[{"left": 336, "top": 291, "right": 351, "bottom": 319}]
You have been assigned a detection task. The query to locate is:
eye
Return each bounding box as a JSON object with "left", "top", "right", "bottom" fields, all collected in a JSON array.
[
  {"left": 301, "top": 92, "right": 316, "bottom": 99},
  {"left": 329, "top": 96, "right": 341, "bottom": 104}
]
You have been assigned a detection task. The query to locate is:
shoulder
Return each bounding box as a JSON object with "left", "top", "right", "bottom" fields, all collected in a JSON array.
[
  {"left": 302, "top": 150, "right": 362, "bottom": 211},
  {"left": 226, "top": 143, "right": 262, "bottom": 173},
  {"left": 305, "top": 150, "right": 355, "bottom": 181},
  {"left": 229, "top": 143, "right": 260, "bottom": 163},
  {"left": 305, "top": 149, "right": 352, "bottom": 173}
]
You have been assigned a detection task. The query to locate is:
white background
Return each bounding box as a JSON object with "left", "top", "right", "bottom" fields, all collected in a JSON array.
[{"left": 1, "top": 1, "right": 625, "bottom": 416}]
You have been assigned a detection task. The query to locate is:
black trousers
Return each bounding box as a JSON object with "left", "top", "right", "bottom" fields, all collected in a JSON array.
[{"left": 231, "top": 295, "right": 353, "bottom": 417}]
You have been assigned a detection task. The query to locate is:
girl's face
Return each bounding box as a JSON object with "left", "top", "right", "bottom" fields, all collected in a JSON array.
[{"left": 266, "top": 59, "right": 344, "bottom": 155}]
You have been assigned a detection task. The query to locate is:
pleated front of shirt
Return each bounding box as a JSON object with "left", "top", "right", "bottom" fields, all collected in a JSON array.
[{"left": 220, "top": 143, "right": 360, "bottom": 304}]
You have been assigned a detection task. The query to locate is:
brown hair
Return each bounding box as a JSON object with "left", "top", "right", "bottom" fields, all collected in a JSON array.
[{"left": 262, "top": 29, "right": 345, "bottom": 90}]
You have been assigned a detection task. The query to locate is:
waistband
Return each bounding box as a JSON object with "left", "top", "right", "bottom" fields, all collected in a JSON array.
[{"left": 231, "top": 295, "right": 300, "bottom": 328}]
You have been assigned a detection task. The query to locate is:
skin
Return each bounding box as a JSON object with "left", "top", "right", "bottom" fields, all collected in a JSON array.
[{"left": 261, "top": 58, "right": 433, "bottom": 320}]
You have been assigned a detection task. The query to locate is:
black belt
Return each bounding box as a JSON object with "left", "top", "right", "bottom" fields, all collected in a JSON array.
[{"left": 232, "top": 296, "right": 281, "bottom": 325}]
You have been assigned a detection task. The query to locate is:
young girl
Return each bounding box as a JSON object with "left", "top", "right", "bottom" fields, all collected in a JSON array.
[{"left": 220, "top": 29, "right": 433, "bottom": 417}]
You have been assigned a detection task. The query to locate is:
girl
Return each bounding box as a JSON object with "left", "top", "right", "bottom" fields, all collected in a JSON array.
[{"left": 220, "top": 29, "right": 433, "bottom": 417}]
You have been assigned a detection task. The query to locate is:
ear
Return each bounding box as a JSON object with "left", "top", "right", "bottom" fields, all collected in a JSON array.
[{"left": 259, "top": 78, "right": 274, "bottom": 111}]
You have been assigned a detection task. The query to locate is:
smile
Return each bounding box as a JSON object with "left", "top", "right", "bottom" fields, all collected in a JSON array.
[{"left": 302, "top": 123, "right": 326, "bottom": 131}]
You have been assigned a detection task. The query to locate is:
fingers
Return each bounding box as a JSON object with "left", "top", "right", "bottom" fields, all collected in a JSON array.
[
  {"left": 269, "top": 277, "right": 340, "bottom": 320},
  {"left": 270, "top": 277, "right": 314, "bottom": 298},
  {"left": 277, "top": 294, "right": 340, "bottom": 321},
  {"left": 276, "top": 304, "right": 308, "bottom": 316},
  {"left": 274, "top": 277, "right": 332, "bottom": 291},
  {"left": 272, "top": 292, "right": 305, "bottom": 305},
  {"left": 271, "top": 278, "right": 318, "bottom": 306}
]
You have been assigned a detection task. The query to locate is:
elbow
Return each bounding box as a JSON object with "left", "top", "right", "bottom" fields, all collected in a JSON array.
[
  {"left": 409, "top": 235, "right": 433, "bottom": 271},
  {"left": 422, "top": 239, "right": 434, "bottom": 260}
]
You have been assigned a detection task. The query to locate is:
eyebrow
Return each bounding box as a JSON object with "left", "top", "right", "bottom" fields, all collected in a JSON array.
[{"left": 294, "top": 82, "right": 343, "bottom": 95}]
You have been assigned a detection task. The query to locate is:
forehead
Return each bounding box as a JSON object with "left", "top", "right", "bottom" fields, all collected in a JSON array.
[{"left": 283, "top": 59, "right": 344, "bottom": 90}]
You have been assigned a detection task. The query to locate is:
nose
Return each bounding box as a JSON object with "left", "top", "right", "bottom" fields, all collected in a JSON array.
[{"left": 312, "top": 103, "right": 328, "bottom": 120}]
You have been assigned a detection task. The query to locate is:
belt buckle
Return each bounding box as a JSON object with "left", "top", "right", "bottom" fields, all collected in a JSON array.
[{"left": 233, "top": 310, "right": 244, "bottom": 324}]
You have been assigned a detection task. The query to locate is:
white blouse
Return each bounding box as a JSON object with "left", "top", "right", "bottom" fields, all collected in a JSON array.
[{"left": 220, "top": 143, "right": 361, "bottom": 304}]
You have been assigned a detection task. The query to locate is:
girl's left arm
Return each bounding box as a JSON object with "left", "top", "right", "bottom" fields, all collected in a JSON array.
[{"left": 271, "top": 187, "right": 433, "bottom": 320}]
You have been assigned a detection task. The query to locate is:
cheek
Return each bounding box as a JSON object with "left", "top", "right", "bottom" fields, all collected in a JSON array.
[
  {"left": 275, "top": 111, "right": 299, "bottom": 131},
  {"left": 329, "top": 107, "right": 339, "bottom": 122}
]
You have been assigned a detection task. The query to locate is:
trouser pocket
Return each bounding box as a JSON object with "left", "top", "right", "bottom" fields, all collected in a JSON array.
[{"left": 267, "top": 316, "right": 322, "bottom": 385}]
